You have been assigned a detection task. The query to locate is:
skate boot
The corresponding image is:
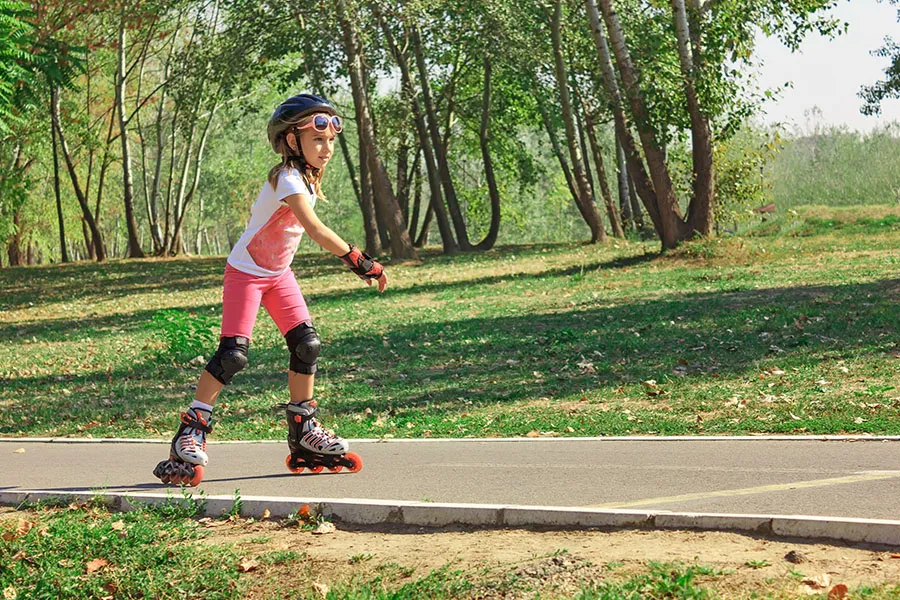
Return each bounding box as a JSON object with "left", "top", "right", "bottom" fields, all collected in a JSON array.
[
  {"left": 277, "top": 400, "right": 362, "bottom": 474},
  {"left": 152, "top": 407, "right": 212, "bottom": 486}
]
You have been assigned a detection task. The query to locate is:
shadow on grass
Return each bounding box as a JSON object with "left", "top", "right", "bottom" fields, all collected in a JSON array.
[{"left": 2, "top": 277, "right": 896, "bottom": 436}]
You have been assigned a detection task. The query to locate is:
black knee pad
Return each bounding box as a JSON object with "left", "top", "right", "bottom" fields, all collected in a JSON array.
[
  {"left": 205, "top": 336, "right": 249, "bottom": 385},
  {"left": 285, "top": 322, "right": 320, "bottom": 375}
]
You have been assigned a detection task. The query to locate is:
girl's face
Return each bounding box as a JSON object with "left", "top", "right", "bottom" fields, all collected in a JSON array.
[{"left": 288, "top": 127, "right": 335, "bottom": 171}]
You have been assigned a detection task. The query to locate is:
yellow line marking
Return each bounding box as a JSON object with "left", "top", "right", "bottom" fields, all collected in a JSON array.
[{"left": 586, "top": 471, "right": 900, "bottom": 509}]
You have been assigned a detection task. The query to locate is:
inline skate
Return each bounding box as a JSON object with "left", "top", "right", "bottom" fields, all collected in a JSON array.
[
  {"left": 152, "top": 407, "right": 212, "bottom": 486},
  {"left": 278, "top": 400, "right": 362, "bottom": 474}
]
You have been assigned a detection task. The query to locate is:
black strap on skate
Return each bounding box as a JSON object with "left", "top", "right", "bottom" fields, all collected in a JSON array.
[
  {"left": 273, "top": 402, "right": 315, "bottom": 416},
  {"left": 180, "top": 412, "right": 213, "bottom": 433}
]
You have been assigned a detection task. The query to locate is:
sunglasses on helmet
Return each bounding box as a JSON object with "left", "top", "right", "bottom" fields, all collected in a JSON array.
[{"left": 296, "top": 113, "right": 343, "bottom": 134}]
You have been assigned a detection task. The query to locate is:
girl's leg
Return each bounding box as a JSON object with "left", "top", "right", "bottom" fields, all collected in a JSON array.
[
  {"left": 174, "top": 266, "right": 264, "bottom": 464},
  {"left": 263, "top": 271, "right": 348, "bottom": 456},
  {"left": 261, "top": 269, "right": 314, "bottom": 399}
]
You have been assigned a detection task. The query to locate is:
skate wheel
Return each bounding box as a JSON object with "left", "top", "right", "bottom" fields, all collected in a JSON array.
[
  {"left": 286, "top": 454, "right": 304, "bottom": 474},
  {"left": 309, "top": 465, "right": 324, "bottom": 474},
  {"left": 345, "top": 452, "right": 363, "bottom": 473},
  {"left": 328, "top": 464, "right": 343, "bottom": 473},
  {"left": 184, "top": 465, "right": 204, "bottom": 487}
]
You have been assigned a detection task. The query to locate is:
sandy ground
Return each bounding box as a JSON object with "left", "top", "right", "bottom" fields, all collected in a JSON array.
[{"left": 205, "top": 520, "right": 900, "bottom": 598}]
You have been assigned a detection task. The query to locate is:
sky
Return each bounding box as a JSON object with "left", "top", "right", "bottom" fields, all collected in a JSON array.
[{"left": 752, "top": 0, "right": 900, "bottom": 133}]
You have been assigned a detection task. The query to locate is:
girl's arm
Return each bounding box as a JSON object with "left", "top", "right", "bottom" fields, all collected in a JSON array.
[{"left": 284, "top": 193, "right": 387, "bottom": 292}]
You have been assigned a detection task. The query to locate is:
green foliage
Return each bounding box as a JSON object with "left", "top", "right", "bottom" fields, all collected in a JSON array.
[
  {"left": 578, "top": 562, "right": 717, "bottom": 599},
  {"left": 771, "top": 123, "right": 900, "bottom": 208},
  {"left": 713, "top": 127, "right": 783, "bottom": 226},
  {"left": 146, "top": 308, "right": 219, "bottom": 363},
  {"left": 0, "top": 0, "right": 35, "bottom": 133},
  {"left": 860, "top": 0, "right": 900, "bottom": 116}
]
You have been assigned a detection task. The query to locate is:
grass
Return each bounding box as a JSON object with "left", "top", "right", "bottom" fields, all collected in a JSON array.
[
  {"left": 1, "top": 204, "right": 898, "bottom": 440},
  {"left": 6, "top": 502, "right": 900, "bottom": 599}
]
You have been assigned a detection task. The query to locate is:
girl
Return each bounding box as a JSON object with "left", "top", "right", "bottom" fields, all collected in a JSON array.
[{"left": 154, "top": 93, "right": 387, "bottom": 486}]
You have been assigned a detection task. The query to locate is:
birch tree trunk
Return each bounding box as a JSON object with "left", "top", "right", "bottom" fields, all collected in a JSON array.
[
  {"left": 409, "top": 24, "right": 471, "bottom": 250},
  {"left": 584, "top": 0, "right": 662, "bottom": 238},
  {"left": 473, "top": 55, "right": 501, "bottom": 251},
  {"left": 671, "top": 0, "right": 714, "bottom": 235},
  {"left": 338, "top": 132, "right": 381, "bottom": 255},
  {"left": 551, "top": 0, "right": 605, "bottom": 243},
  {"left": 50, "top": 92, "right": 69, "bottom": 263},
  {"left": 584, "top": 111, "right": 625, "bottom": 238},
  {"left": 596, "top": 0, "right": 684, "bottom": 248},
  {"left": 52, "top": 85, "right": 106, "bottom": 262},
  {"left": 338, "top": 0, "right": 417, "bottom": 259},
  {"left": 376, "top": 6, "right": 457, "bottom": 254},
  {"left": 116, "top": 6, "right": 145, "bottom": 258}
]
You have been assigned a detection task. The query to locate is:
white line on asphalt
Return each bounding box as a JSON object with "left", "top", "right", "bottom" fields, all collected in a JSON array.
[{"left": 585, "top": 471, "right": 900, "bottom": 509}]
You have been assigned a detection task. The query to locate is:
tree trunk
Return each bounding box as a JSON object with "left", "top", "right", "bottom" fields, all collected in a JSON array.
[
  {"left": 551, "top": 0, "right": 605, "bottom": 243},
  {"left": 116, "top": 8, "right": 145, "bottom": 258},
  {"left": 171, "top": 99, "right": 217, "bottom": 253},
  {"left": 52, "top": 85, "right": 106, "bottom": 262},
  {"left": 671, "top": 0, "right": 714, "bottom": 236},
  {"left": 51, "top": 92, "right": 69, "bottom": 263},
  {"left": 536, "top": 94, "right": 579, "bottom": 206},
  {"left": 584, "top": 111, "right": 625, "bottom": 238},
  {"left": 409, "top": 162, "right": 423, "bottom": 242},
  {"left": 376, "top": 7, "right": 456, "bottom": 254},
  {"left": 339, "top": 131, "right": 381, "bottom": 255},
  {"left": 414, "top": 203, "right": 433, "bottom": 247},
  {"left": 338, "top": 0, "right": 417, "bottom": 259},
  {"left": 584, "top": 0, "right": 662, "bottom": 239},
  {"left": 596, "top": 0, "right": 683, "bottom": 248},
  {"left": 410, "top": 24, "right": 471, "bottom": 250},
  {"left": 396, "top": 133, "right": 410, "bottom": 221},
  {"left": 473, "top": 55, "right": 500, "bottom": 251},
  {"left": 615, "top": 134, "right": 633, "bottom": 230}
]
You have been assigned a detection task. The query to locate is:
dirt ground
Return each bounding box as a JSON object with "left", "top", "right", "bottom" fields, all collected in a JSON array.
[{"left": 204, "top": 520, "right": 900, "bottom": 598}]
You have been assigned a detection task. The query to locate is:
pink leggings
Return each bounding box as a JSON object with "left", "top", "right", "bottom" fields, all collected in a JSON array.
[{"left": 220, "top": 263, "right": 312, "bottom": 340}]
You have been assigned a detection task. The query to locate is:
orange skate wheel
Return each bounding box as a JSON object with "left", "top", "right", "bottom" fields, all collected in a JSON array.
[
  {"left": 309, "top": 465, "right": 324, "bottom": 474},
  {"left": 286, "top": 454, "right": 304, "bottom": 474},
  {"left": 184, "top": 465, "right": 204, "bottom": 487},
  {"left": 345, "top": 452, "right": 363, "bottom": 473},
  {"left": 328, "top": 464, "right": 343, "bottom": 473}
]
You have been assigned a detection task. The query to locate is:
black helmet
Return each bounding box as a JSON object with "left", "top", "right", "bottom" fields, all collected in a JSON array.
[{"left": 267, "top": 93, "right": 337, "bottom": 153}]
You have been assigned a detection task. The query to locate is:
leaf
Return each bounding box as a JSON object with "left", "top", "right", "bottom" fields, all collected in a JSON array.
[
  {"left": 828, "top": 584, "right": 848, "bottom": 599},
  {"left": 3, "top": 586, "right": 16, "bottom": 600},
  {"left": 15, "top": 520, "right": 33, "bottom": 537},
  {"left": 13, "top": 448, "right": 24, "bottom": 454},
  {"left": 312, "top": 521, "right": 336, "bottom": 535},
  {"left": 110, "top": 521, "right": 125, "bottom": 531},
  {"left": 525, "top": 430, "right": 540, "bottom": 438},
  {"left": 312, "top": 581, "right": 329, "bottom": 598},
  {"left": 260, "top": 509, "right": 270, "bottom": 521},
  {"left": 85, "top": 558, "right": 109, "bottom": 574},
  {"left": 801, "top": 573, "right": 831, "bottom": 590},
  {"left": 237, "top": 558, "right": 259, "bottom": 573}
]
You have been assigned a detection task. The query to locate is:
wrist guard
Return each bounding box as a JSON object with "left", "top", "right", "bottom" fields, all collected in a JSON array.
[{"left": 340, "top": 244, "right": 384, "bottom": 280}]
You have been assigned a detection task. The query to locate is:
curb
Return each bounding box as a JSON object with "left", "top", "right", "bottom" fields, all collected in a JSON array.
[
  {"left": 3, "top": 435, "right": 900, "bottom": 444},
  {"left": 3, "top": 490, "right": 899, "bottom": 547}
]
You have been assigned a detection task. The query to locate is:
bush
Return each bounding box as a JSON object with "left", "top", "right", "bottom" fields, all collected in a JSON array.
[{"left": 146, "top": 308, "right": 218, "bottom": 363}]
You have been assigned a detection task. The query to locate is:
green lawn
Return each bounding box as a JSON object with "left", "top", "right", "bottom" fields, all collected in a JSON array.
[{"left": 2, "top": 205, "right": 898, "bottom": 440}]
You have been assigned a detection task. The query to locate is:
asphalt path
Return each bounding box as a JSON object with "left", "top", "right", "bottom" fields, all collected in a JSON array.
[{"left": 3, "top": 438, "right": 900, "bottom": 520}]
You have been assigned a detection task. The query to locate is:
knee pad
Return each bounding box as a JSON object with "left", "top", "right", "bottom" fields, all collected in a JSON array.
[
  {"left": 205, "top": 336, "right": 249, "bottom": 385},
  {"left": 285, "top": 322, "right": 320, "bottom": 375}
]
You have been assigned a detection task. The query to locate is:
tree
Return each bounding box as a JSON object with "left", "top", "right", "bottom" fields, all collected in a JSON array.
[{"left": 860, "top": 0, "right": 900, "bottom": 116}]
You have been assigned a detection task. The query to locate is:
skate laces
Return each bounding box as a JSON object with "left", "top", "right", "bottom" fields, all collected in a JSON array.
[{"left": 179, "top": 410, "right": 210, "bottom": 453}]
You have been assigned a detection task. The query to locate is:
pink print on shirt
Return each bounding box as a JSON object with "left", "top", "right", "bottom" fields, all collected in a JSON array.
[{"left": 246, "top": 205, "right": 304, "bottom": 272}]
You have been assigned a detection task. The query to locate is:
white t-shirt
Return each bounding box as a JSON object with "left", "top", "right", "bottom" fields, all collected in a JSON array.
[{"left": 227, "top": 167, "right": 316, "bottom": 277}]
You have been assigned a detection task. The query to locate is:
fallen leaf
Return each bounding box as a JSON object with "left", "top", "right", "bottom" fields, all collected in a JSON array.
[
  {"left": 15, "top": 520, "right": 33, "bottom": 537},
  {"left": 237, "top": 558, "right": 259, "bottom": 573},
  {"left": 104, "top": 582, "right": 119, "bottom": 595},
  {"left": 1, "top": 532, "right": 15, "bottom": 542},
  {"left": 312, "top": 521, "right": 336, "bottom": 535},
  {"left": 13, "top": 448, "right": 24, "bottom": 454},
  {"left": 828, "top": 584, "right": 848, "bottom": 599},
  {"left": 3, "top": 586, "right": 16, "bottom": 600},
  {"left": 85, "top": 558, "right": 109, "bottom": 574},
  {"left": 298, "top": 505, "right": 311, "bottom": 518},
  {"left": 312, "top": 581, "right": 329, "bottom": 598},
  {"left": 110, "top": 521, "right": 125, "bottom": 531},
  {"left": 260, "top": 509, "right": 271, "bottom": 521},
  {"left": 58, "top": 559, "right": 75, "bottom": 568},
  {"left": 525, "top": 430, "right": 540, "bottom": 438},
  {"left": 801, "top": 573, "right": 831, "bottom": 590}
]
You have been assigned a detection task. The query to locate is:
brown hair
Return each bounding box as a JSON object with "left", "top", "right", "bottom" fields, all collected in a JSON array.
[{"left": 267, "top": 114, "right": 327, "bottom": 199}]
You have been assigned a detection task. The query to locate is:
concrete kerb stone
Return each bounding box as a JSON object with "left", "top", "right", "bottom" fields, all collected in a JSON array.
[{"left": 4, "top": 489, "right": 900, "bottom": 546}]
